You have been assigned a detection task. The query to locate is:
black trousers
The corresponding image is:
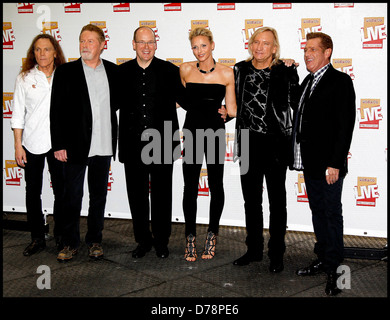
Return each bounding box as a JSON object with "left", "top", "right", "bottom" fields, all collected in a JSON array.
[
  {"left": 304, "top": 174, "right": 344, "bottom": 273},
  {"left": 24, "top": 148, "right": 65, "bottom": 241},
  {"left": 182, "top": 131, "right": 225, "bottom": 237},
  {"left": 62, "top": 156, "right": 111, "bottom": 248},
  {"left": 124, "top": 161, "right": 174, "bottom": 249},
  {"left": 239, "top": 133, "right": 288, "bottom": 260}
]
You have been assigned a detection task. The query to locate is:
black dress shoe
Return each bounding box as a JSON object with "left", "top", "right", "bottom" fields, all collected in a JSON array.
[
  {"left": 325, "top": 272, "right": 342, "bottom": 296},
  {"left": 155, "top": 246, "right": 169, "bottom": 258},
  {"left": 269, "top": 259, "right": 284, "bottom": 273},
  {"left": 132, "top": 244, "right": 152, "bottom": 258},
  {"left": 233, "top": 252, "right": 263, "bottom": 266},
  {"left": 296, "top": 259, "right": 324, "bottom": 276},
  {"left": 23, "top": 240, "right": 46, "bottom": 256}
]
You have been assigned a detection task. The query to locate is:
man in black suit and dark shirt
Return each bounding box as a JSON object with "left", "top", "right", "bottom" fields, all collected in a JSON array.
[
  {"left": 291, "top": 32, "right": 355, "bottom": 295},
  {"left": 118, "top": 27, "right": 186, "bottom": 259}
]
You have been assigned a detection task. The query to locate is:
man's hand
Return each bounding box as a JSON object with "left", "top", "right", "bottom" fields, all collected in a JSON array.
[
  {"left": 54, "top": 150, "right": 68, "bottom": 162},
  {"left": 282, "top": 59, "right": 299, "bottom": 67},
  {"left": 15, "top": 145, "right": 27, "bottom": 168},
  {"left": 326, "top": 167, "right": 339, "bottom": 185},
  {"left": 218, "top": 105, "right": 227, "bottom": 122}
]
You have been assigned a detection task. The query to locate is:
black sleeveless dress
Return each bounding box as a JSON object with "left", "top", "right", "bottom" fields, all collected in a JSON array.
[
  {"left": 183, "top": 83, "right": 226, "bottom": 131},
  {"left": 182, "top": 82, "right": 226, "bottom": 237}
]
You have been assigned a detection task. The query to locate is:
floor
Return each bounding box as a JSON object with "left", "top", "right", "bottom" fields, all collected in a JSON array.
[{"left": 2, "top": 212, "right": 388, "bottom": 316}]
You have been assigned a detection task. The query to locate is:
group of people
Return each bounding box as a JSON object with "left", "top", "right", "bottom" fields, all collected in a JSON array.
[{"left": 11, "top": 24, "right": 355, "bottom": 296}]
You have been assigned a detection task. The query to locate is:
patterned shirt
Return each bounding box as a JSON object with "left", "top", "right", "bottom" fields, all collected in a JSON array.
[
  {"left": 293, "top": 63, "right": 330, "bottom": 170},
  {"left": 241, "top": 66, "right": 271, "bottom": 133}
]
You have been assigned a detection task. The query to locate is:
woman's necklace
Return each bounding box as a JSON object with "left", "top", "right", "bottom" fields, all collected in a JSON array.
[{"left": 197, "top": 59, "right": 216, "bottom": 74}]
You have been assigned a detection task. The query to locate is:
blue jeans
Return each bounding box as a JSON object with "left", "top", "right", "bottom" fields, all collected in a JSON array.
[
  {"left": 62, "top": 156, "right": 111, "bottom": 248},
  {"left": 304, "top": 174, "right": 344, "bottom": 273}
]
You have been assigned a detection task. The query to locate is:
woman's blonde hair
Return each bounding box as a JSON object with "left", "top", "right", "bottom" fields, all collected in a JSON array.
[
  {"left": 246, "top": 26, "right": 280, "bottom": 67},
  {"left": 189, "top": 27, "right": 213, "bottom": 43}
]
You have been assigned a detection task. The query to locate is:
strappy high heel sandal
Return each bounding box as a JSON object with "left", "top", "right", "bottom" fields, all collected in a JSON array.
[
  {"left": 184, "top": 234, "right": 197, "bottom": 262},
  {"left": 202, "top": 231, "right": 217, "bottom": 260}
]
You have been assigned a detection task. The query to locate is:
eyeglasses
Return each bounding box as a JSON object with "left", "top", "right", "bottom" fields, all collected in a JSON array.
[{"left": 135, "top": 41, "right": 156, "bottom": 46}]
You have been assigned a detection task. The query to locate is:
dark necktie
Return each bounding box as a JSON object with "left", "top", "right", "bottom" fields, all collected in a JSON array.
[{"left": 295, "top": 74, "right": 314, "bottom": 143}]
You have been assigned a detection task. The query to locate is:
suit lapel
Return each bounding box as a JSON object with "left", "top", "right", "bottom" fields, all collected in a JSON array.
[{"left": 307, "top": 65, "right": 334, "bottom": 102}]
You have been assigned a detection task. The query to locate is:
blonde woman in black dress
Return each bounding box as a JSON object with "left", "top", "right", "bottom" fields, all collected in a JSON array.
[{"left": 179, "top": 27, "right": 236, "bottom": 262}]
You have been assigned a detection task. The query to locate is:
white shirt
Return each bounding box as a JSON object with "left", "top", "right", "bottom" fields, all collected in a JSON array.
[{"left": 10, "top": 65, "right": 54, "bottom": 154}]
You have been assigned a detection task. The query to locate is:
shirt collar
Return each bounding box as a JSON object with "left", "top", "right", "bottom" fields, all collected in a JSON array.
[
  {"left": 136, "top": 56, "right": 156, "bottom": 72},
  {"left": 33, "top": 64, "right": 56, "bottom": 78},
  {"left": 312, "top": 63, "right": 330, "bottom": 79},
  {"left": 81, "top": 57, "right": 104, "bottom": 69}
]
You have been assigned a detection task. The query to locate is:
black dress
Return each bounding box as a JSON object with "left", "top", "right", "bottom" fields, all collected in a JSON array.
[{"left": 182, "top": 83, "right": 226, "bottom": 237}]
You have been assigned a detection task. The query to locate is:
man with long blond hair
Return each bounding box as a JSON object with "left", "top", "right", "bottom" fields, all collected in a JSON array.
[{"left": 233, "top": 27, "right": 300, "bottom": 273}]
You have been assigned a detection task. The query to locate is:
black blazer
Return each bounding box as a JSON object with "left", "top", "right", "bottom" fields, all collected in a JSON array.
[
  {"left": 295, "top": 64, "right": 356, "bottom": 178},
  {"left": 50, "top": 58, "right": 119, "bottom": 164},
  {"left": 117, "top": 57, "right": 186, "bottom": 164}
]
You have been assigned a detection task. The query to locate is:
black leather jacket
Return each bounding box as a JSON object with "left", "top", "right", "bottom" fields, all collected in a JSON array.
[{"left": 233, "top": 59, "right": 300, "bottom": 160}]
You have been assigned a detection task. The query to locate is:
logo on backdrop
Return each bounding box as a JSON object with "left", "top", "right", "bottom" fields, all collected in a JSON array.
[
  {"left": 17, "top": 3, "right": 34, "bottom": 13},
  {"left": 41, "top": 21, "right": 62, "bottom": 42},
  {"left": 273, "top": 3, "right": 292, "bottom": 9},
  {"left": 334, "top": 3, "right": 354, "bottom": 8},
  {"left": 3, "top": 92, "right": 13, "bottom": 119},
  {"left": 225, "top": 133, "right": 234, "bottom": 162},
  {"left": 190, "top": 20, "right": 209, "bottom": 33},
  {"left": 90, "top": 21, "right": 110, "bottom": 49},
  {"left": 108, "top": 166, "right": 114, "bottom": 191},
  {"left": 217, "top": 3, "right": 235, "bottom": 10},
  {"left": 199, "top": 168, "right": 209, "bottom": 196},
  {"left": 332, "top": 58, "right": 355, "bottom": 80},
  {"left": 361, "top": 17, "right": 386, "bottom": 49},
  {"left": 354, "top": 177, "right": 379, "bottom": 207},
  {"left": 3, "top": 22, "right": 15, "bottom": 49},
  {"left": 116, "top": 58, "right": 132, "bottom": 65},
  {"left": 218, "top": 58, "right": 236, "bottom": 67},
  {"left": 113, "top": 3, "right": 130, "bottom": 12},
  {"left": 358, "top": 99, "right": 383, "bottom": 129},
  {"left": 4, "top": 160, "right": 23, "bottom": 186},
  {"left": 166, "top": 58, "right": 183, "bottom": 66},
  {"left": 218, "top": 58, "right": 236, "bottom": 162},
  {"left": 16, "top": 3, "right": 35, "bottom": 13},
  {"left": 241, "top": 19, "right": 263, "bottom": 49},
  {"left": 298, "top": 18, "right": 322, "bottom": 49},
  {"left": 64, "top": 3, "right": 81, "bottom": 13},
  {"left": 139, "top": 20, "right": 160, "bottom": 43},
  {"left": 295, "top": 173, "right": 309, "bottom": 203},
  {"left": 164, "top": 3, "right": 182, "bottom": 11}
]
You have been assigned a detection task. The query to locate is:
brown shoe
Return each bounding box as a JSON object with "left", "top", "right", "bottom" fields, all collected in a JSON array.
[
  {"left": 57, "top": 246, "right": 78, "bottom": 262},
  {"left": 89, "top": 243, "right": 104, "bottom": 260},
  {"left": 23, "top": 240, "right": 46, "bottom": 256}
]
